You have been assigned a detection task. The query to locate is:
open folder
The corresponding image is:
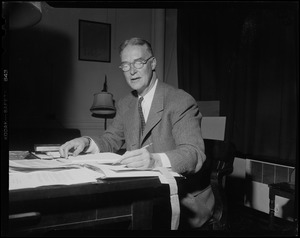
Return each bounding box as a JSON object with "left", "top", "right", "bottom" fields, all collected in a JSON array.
[{"left": 9, "top": 153, "right": 181, "bottom": 190}]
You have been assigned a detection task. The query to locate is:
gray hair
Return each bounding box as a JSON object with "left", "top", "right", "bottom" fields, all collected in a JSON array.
[{"left": 119, "top": 37, "right": 153, "bottom": 56}]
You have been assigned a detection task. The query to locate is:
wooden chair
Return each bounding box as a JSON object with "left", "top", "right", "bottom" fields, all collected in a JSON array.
[
  {"left": 200, "top": 139, "right": 236, "bottom": 230},
  {"left": 198, "top": 115, "right": 236, "bottom": 231}
]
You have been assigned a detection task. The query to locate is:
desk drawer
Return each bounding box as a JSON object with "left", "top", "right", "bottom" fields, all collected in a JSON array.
[
  {"left": 8, "top": 179, "right": 166, "bottom": 234},
  {"left": 9, "top": 203, "right": 132, "bottom": 235},
  {"left": 10, "top": 217, "right": 132, "bottom": 236}
]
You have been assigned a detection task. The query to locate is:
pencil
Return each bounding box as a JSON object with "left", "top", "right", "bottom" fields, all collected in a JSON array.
[
  {"left": 112, "top": 143, "right": 153, "bottom": 165},
  {"left": 141, "top": 143, "right": 153, "bottom": 149}
]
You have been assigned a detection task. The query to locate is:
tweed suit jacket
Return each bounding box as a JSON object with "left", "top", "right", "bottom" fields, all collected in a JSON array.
[{"left": 91, "top": 80, "right": 215, "bottom": 228}]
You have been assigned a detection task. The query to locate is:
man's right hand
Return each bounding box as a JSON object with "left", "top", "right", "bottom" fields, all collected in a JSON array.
[{"left": 59, "top": 137, "right": 90, "bottom": 158}]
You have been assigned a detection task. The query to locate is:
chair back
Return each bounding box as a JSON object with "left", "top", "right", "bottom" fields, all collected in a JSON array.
[
  {"left": 199, "top": 101, "right": 236, "bottom": 230},
  {"left": 203, "top": 138, "right": 235, "bottom": 230}
]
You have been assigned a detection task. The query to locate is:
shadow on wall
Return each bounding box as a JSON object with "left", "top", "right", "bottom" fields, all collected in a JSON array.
[{"left": 8, "top": 25, "right": 73, "bottom": 129}]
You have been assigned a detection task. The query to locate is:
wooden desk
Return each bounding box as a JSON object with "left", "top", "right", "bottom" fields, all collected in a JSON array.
[{"left": 8, "top": 177, "right": 171, "bottom": 235}]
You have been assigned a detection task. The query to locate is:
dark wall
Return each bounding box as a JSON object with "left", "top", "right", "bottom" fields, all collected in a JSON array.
[
  {"left": 8, "top": 25, "right": 73, "bottom": 129},
  {"left": 177, "top": 2, "right": 298, "bottom": 166}
]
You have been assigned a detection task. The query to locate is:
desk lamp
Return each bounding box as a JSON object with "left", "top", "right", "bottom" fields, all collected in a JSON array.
[{"left": 90, "top": 75, "right": 116, "bottom": 130}]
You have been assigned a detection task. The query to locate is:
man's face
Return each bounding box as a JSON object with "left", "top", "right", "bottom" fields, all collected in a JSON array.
[{"left": 120, "top": 44, "right": 156, "bottom": 96}]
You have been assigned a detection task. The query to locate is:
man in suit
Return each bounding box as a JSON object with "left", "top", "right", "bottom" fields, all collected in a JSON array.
[{"left": 59, "top": 37, "right": 214, "bottom": 229}]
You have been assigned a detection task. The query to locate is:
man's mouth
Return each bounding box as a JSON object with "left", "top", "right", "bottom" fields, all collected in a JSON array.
[{"left": 131, "top": 77, "right": 140, "bottom": 81}]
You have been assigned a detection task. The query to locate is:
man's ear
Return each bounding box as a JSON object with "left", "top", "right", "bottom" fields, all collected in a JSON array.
[{"left": 151, "top": 57, "right": 157, "bottom": 70}]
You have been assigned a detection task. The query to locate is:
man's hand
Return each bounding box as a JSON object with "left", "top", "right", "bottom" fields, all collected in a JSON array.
[
  {"left": 59, "top": 137, "right": 90, "bottom": 158},
  {"left": 119, "top": 147, "right": 162, "bottom": 169}
]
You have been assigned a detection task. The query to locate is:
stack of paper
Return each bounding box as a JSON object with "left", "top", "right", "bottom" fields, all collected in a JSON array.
[
  {"left": 9, "top": 159, "right": 102, "bottom": 190},
  {"left": 9, "top": 168, "right": 102, "bottom": 190},
  {"left": 9, "top": 153, "right": 181, "bottom": 190}
]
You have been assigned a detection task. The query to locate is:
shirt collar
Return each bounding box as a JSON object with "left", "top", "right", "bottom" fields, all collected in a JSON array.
[{"left": 141, "top": 78, "right": 158, "bottom": 102}]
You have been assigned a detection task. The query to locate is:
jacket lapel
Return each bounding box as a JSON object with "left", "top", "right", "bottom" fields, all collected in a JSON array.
[{"left": 141, "top": 81, "right": 164, "bottom": 144}]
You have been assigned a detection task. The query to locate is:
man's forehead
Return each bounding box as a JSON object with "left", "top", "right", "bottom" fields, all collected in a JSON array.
[{"left": 121, "top": 45, "right": 149, "bottom": 60}]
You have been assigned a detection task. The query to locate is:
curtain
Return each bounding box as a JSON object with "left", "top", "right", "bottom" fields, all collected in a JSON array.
[{"left": 177, "top": 3, "right": 298, "bottom": 166}]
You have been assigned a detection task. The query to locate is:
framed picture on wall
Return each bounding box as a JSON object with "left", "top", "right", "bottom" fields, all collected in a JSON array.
[{"left": 79, "top": 20, "right": 111, "bottom": 62}]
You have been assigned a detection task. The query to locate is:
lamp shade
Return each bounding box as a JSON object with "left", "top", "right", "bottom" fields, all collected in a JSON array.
[
  {"left": 90, "top": 92, "right": 116, "bottom": 115},
  {"left": 5, "top": 1, "right": 42, "bottom": 29}
]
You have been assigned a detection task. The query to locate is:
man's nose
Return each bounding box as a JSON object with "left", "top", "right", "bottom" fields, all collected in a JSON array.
[{"left": 130, "top": 64, "right": 137, "bottom": 74}]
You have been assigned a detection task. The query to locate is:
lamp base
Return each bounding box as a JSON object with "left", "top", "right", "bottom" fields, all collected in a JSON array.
[
  {"left": 91, "top": 113, "right": 115, "bottom": 119},
  {"left": 91, "top": 113, "right": 116, "bottom": 130},
  {"left": 90, "top": 109, "right": 116, "bottom": 115}
]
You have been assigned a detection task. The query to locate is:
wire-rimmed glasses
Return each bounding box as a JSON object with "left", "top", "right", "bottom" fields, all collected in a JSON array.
[{"left": 119, "top": 56, "right": 154, "bottom": 72}]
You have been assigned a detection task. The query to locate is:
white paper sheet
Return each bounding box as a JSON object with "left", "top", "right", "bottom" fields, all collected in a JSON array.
[
  {"left": 9, "top": 168, "right": 102, "bottom": 190},
  {"left": 9, "top": 159, "right": 80, "bottom": 170},
  {"left": 9, "top": 154, "right": 182, "bottom": 190},
  {"left": 158, "top": 167, "right": 180, "bottom": 230}
]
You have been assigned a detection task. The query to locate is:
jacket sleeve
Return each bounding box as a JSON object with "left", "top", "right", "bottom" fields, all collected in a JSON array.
[{"left": 165, "top": 93, "right": 206, "bottom": 175}]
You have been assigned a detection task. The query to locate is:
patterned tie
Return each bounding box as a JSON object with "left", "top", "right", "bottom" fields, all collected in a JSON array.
[{"left": 138, "top": 97, "right": 146, "bottom": 135}]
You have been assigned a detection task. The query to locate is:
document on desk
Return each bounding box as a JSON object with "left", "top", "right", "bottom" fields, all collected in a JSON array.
[
  {"left": 9, "top": 152, "right": 122, "bottom": 170},
  {"left": 9, "top": 168, "right": 102, "bottom": 190},
  {"left": 95, "top": 164, "right": 181, "bottom": 180},
  {"left": 9, "top": 159, "right": 82, "bottom": 172},
  {"left": 65, "top": 153, "right": 181, "bottom": 179},
  {"left": 9, "top": 159, "right": 104, "bottom": 190},
  {"left": 9, "top": 153, "right": 182, "bottom": 190}
]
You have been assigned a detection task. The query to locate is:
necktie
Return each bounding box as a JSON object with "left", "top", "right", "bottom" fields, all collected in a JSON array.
[{"left": 138, "top": 97, "right": 146, "bottom": 135}]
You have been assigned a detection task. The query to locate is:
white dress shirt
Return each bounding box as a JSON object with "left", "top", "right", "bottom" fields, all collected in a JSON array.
[{"left": 86, "top": 78, "right": 171, "bottom": 168}]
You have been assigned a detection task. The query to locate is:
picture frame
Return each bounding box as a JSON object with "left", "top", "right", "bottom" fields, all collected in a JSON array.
[{"left": 78, "top": 20, "right": 111, "bottom": 62}]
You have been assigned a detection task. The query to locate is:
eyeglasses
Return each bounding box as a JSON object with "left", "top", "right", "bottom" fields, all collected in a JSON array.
[{"left": 119, "top": 56, "right": 154, "bottom": 72}]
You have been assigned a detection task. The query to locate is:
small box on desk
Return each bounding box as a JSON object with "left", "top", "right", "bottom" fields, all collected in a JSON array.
[
  {"left": 34, "top": 144, "right": 61, "bottom": 152},
  {"left": 33, "top": 144, "right": 62, "bottom": 159}
]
